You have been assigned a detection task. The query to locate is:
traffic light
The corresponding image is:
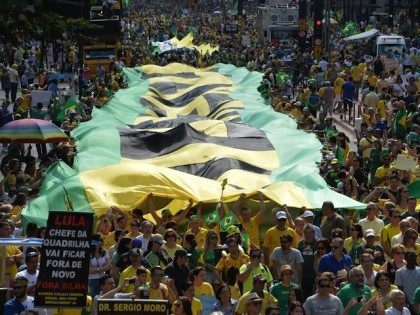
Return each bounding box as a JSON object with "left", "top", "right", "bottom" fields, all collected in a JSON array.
[
  {"left": 298, "top": 0, "right": 307, "bottom": 52},
  {"left": 313, "top": 0, "right": 324, "bottom": 59}
]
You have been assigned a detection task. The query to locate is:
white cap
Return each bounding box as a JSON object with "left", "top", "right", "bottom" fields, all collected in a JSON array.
[
  {"left": 301, "top": 210, "right": 314, "bottom": 218},
  {"left": 365, "top": 229, "right": 375, "bottom": 237},
  {"left": 276, "top": 211, "right": 287, "bottom": 220}
]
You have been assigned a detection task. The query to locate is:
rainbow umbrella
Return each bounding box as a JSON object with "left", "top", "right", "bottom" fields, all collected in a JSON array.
[{"left": 0, "top": 118, "right": 68, "bottom": 143}]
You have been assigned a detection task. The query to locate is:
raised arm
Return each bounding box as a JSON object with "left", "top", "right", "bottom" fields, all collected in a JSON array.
[
  {"left": 147, "top": 193, "right": 162, "bottom": 225},
  {"left": 174, "top": 199, "right": 194, "bottom": 224}
]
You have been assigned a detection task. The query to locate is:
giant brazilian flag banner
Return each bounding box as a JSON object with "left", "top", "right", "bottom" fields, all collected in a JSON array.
[{"left": 23, "top": 63, "right": 365, "bottom": 227}]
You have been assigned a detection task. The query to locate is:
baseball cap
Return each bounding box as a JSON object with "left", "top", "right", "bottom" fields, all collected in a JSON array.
[
  {"left": 301, "top": 210, "right": 314, "bottom": 218},
  {"left": 151, "top": 234, "right": 166, "bottom": 245},
  {"left": 226, "top": 225, "right": 240, "bottom": 237},
  {"left": 276, "top": 211, "right": 287, "bottom": 220},
  {"left": 330, "top": 158, "right": 338, "bottom": 165},
  {"left": 130, "top": 248, "right": 142, "bottom": 256},
  {"left": 365, "top": 229, "right": 375, "bottom": 237},
  {"left": 280, "top": 264, "right": 293, "bottom": 275},
  {"left": 246, "top": 292, "right": 262, "bottom": 304},
  {"left": 131, "top": 238, "right": 143, "bottom": 249}
]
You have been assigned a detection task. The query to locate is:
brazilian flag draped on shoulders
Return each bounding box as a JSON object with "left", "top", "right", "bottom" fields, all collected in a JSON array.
[{"left": 22, "top": 63, "right": 365, "bottom": 228}]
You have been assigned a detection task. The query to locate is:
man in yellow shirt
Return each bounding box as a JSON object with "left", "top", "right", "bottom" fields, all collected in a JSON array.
[
  {"left": 262, "top": 211, "right": 294, "bottom": 265},
  {"left": 364, "top": 68, "right": 378, "bottom": 88},
  {"left": 184, "top": 215, "right": 208, "bottom": 249},
  {"left": 0, "top": 222, "right": 24, "bottom": 285},
  {"left": 214, "top": 239, "right": 249, "bottom": 283},
  {"left": 334, "top": 73, "right": 345, "bottom": 112},
  {"left": 231, "top": 192, "right": 266, "bottom": 247},
  {"left": 381, "top": 208, "right": 402, "bottom": 257},
  {"left": 118, "top": 248, "right": 150, "bottom": 293},
  {"left": 374, "top": 154, "right": 394, "bottom": 186},
  {"left": 350, "top": 61, "right": 363, "bottom": 90},
  {"left": 235, "top": 275, "right": 277, "bottom": 315}
]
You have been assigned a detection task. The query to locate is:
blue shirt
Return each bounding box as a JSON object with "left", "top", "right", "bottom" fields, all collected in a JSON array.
[
  {"left": 4, "top": 298, "right": 25, "bottom": 315},
  {"left": 318, "top": 252, "right": 352, "bottom": 275},
  {"left": 342, "top": 81, "right": 356, "bottom": 100}
]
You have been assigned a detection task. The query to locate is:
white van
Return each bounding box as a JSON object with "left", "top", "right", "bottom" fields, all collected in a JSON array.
[{"left": 376, "top": 35, "right": 406, "bottom": 74}]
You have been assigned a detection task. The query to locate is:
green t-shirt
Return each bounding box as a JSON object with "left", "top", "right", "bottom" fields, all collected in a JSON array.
[
  {"left": 337, "top": 283, "right": 372, "bottom": 315},
  {"left": 414, "top": 286, "right": 420, "bottom": 310},
  {"left": 270, "top": 282, "right": 298, "bottom": 315}
]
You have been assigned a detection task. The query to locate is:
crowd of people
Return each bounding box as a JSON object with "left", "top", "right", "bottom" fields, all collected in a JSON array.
[{"left": 0, "top": 0, "right": 419, "bottom": 314}]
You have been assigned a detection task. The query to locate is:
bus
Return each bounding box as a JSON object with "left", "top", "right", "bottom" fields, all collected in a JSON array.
[{"left": 82, "top": 45, "right": 116, "bottom": 79}]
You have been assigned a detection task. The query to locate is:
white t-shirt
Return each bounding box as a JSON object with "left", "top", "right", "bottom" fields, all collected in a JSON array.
[
  {"left": 20, "top": 296, "right": 47, "bottom": 315},
  {"left": 385, "top": 306, "right": 411, "bottom": 315},
  {"left": 89, "top": 252, "right": 110, "bottom": 280},
  {"left": 15, "top": 270, "right": 39, "bottom": 289}
]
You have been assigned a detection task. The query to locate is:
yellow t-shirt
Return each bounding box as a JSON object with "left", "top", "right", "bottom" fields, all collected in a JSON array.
[
  {"left": 194, "top": 281, "right": 214, "bottom": 296},
  {"left": 215, "top": 253, "right": 250, "bottom": 277},
  {"left": 4, "top": 246, "right": 21, "bottom": 279},
  {"left": 240, "top": 215, "right": 263, "bottom": 246},
  {"left": 366, "top": 75, "right": 378, "bottom": 87},
  {"left": 381, "top": 224, "right": 401, "bottom": 249},
  {"left": 172, "top": 298, "right": 202, "bottom": 315},
  {"left": 98, "top": 231, "right": 115, "bottom": 250},
  {"left": 263, "top": 226, "right": 295, "bottom": 255},
  {"left": 371, "top": 284, "right": 398, "bottom": 309},
  {"left": 118, "top": 266, "right": 151, "bottom": 293},
  {"left": 185, "top": 227, "right": 208, "bottom": 249},
  {"left": 334, "top": 77, "right": 345, "bottom": 95},
  {"left": 229, "top": 284, "right": 242, "bottom": 300},
  {"left": 375, "top": 165, "right": 393, "bottom": 186},
  {"left": 12, "top": 205, "right": 22, "bottom": 216},
  {"left": 191, "top": 298, "right": 202, "bottom": 315},
  {"left": 350, "top": 65, "right": 363, "bottom": 82},
  {"left": 377, "top": 100, "right": 386, "bottom": 118}
]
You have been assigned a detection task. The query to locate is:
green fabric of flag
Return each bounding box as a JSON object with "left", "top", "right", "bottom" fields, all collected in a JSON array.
[
  {"left": 407, "top": 180, "right": 420, "bottom": 198},
  {"left": 144, "top": 251, "right": 160, "bottom": 268},
  {"left": 56, "top": 98, "right": 85, "bottom": 123},
  {"left": 220, "top": 210, "right": 238, "bottom": 231},
  {"left": 276, "top": 72, "right": 288, "bottom": 85},
  {"left": 341, "top": 21, "right": 358, "bottom": 36},
  {"left": 204, "top": 209, "right": 220, "bottom": 226}
]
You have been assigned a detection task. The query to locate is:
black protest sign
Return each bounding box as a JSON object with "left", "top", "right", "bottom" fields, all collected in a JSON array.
[
  {"left": 97, "top": 299, "right": 170, "bottom": 315},
  {"left": 35, "top": 211, "right": 93, "bottom": 307}
]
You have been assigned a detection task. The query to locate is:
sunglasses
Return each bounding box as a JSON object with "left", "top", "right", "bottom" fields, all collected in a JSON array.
[
  {"left": 251, "top": 255, "right": 261, "bottom": 259},
  {"left": 174, "top": 303, "right": 182, "bottom": 307},
  {"left": 319, "top": 283, "right": 330, "bottom": 288},
  {"left": 153, "top": 273, "right": 164, "bottom": 277},
  {"left": 333, "top": 245, "right": 342, "bottom": 249},
  {"left": 166, "top": 234, "right": 176, "bottom": 238},
  {"left": 317, "top": 246, "right": 325, "bottom": 250},
  {"left": 210, "top": 236, "right": 218, "bottom": 240}
]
